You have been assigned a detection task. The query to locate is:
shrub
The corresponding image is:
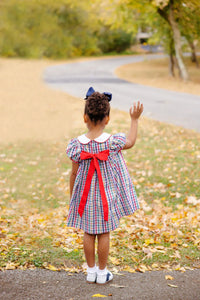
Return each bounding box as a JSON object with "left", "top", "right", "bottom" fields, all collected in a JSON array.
[{"left": 97, "top": 27, "right": 133, "bottom": 54}]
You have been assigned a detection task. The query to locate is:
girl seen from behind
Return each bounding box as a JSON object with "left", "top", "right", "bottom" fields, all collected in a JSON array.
[{"left": 66, "top": 87, "right": 143, "bottom": 284}]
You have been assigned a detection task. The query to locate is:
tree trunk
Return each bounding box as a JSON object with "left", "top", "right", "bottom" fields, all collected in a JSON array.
[
  {"left": 189, "top": 40, "right": 199, "bottom": 68},
  {"left": 168, "top": 2, "right": 189, "bottom": 81},
  {"left": 169, "top": 53, "right": 175, "bottom": 77},
  {"left": 169, "top": 35, "right": 175, "bottom": 77}
]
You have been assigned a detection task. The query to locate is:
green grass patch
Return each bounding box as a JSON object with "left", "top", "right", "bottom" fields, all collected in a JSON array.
[{"left": 0, "top": 114, "right": 200, "bottom": 271}]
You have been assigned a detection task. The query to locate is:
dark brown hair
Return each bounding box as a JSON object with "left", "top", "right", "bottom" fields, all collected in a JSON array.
[{"left": 84, "top": 92, "right": 110, "bottom": 124}]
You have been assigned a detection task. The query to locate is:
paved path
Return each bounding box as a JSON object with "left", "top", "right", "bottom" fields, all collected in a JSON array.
[
  {"left": 44, "top": 54, "right": 200, "bottom": 132},
  {"left": 1, "top": 269, "right": 200, "bottom": 300}
]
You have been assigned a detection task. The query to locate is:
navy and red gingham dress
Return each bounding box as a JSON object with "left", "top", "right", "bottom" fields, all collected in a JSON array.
[{"left": 66, "top": 133, "right": 139, "bottom": 234}]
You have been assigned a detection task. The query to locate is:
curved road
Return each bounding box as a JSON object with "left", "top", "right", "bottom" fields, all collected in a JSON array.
[{"left": 44, "top": 54, "right": 200, "bottom": 132}]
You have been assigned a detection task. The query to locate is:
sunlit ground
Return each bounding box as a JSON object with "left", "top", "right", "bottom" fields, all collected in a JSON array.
[
  {"left": 0, "top": 58, "right": 199, "bottom": 272},
  {"left": 116, "top": 56, "right": 200, "bottom": 96}
]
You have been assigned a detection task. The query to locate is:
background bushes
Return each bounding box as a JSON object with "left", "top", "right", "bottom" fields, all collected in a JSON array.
[
  {"left": 97, "top": 27, "right": 133, "bottom": 54},
  {"left": 0, "top": 0, "right": 133, "bottom": 58}
]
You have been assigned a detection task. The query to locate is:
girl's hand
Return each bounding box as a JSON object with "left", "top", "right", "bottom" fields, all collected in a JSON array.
[
  {"left": 123, "top": 101, "right": 143, "bottom": 150},
  {"left": 129, "top": 101, "right": 143, "bottom": 120}
]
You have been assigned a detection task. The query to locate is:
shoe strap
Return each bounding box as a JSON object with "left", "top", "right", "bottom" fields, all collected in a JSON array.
[{"left": 106, "top": 272, "right": 111, "bottom": 281}]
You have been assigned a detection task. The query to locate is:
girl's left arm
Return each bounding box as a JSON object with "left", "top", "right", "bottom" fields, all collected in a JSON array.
[
  {"left": 123, "top": 101, "right": 143, "bottom": 150},
  {"left": 70, "top": 161, "right": 79, "bottom": 198}
]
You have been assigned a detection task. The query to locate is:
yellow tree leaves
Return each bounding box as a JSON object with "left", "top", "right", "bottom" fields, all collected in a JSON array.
[{"left": 152, "top": 0, "right": 169, "bottom": 9}]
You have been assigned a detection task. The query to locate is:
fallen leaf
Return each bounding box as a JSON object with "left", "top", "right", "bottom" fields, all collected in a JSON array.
[
  {"left": 5, "top": 263, "right": 17, "bottom": 270},
  {"left": 110, "top": 284, "right": 127, "bottom": 288},
  {"left": 92, "top": 294, "right": 107, "bottom": 298},
  {"left": 186, "top": 196, "right": 200, "bottom": 205},
  {"left": 167, "top": 284, "right": 178, "bottom": 288},
  {"left": 179, "top": 267, "right": 186, "bottom": 273},
  {"left": 165, "top": 275, "right": 174, "bottom": 280},
  {"left": 109, "top": 256, "right": 120, "bottom": 265},
  {"left": 144, "top": 238, "right": 154, "bottom": 245},
  {"left": 123, "top": 266, "right": 136, "bottom": 273},
  {"left": 142, "top": 247, "right": 153, "bottom": 259},
  {"left": 151, "top": 263, "right": 159, "bottom": 269},
  {"left": 46, "top": 264, "right": 58, "bottom": 271},
  {"left": 136, "top": 264, "right": 148, "bottom": 273}
]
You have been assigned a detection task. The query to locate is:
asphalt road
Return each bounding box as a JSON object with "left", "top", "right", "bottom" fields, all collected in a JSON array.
[
  {"left": 44, "top": 54, "right": 200, "bottom": 132},
  {"left": 1, "top": 269, "right": 200, "bottom": 300}
]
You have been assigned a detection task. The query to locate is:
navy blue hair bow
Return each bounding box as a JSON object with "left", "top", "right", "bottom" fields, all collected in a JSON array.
[{"left": 84, "top": 86, "right": 112, "bottom": 102}]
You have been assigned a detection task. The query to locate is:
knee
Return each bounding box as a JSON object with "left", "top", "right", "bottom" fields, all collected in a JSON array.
[{"left": 84, "top": 232, "right": 96, "bottom": 239}]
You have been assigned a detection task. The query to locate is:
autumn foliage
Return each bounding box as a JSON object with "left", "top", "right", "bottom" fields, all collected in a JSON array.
[{"left": 1, "top": 115, "right": 200, "bottom": 273}]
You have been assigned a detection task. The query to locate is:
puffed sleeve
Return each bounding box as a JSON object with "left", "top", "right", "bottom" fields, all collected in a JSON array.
[
  {"left": 66, "top": 138, "right": 81, "bottom": 163},
  {"left": 109, "top": 133, "right": 126, "bottom": 153}
]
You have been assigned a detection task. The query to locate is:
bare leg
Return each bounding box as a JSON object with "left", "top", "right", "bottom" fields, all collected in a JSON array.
[
  {"left": 83, "top": 232, "right": 96, "bottom": 267},
  {"left": 97, "top": 232, "right": 110, "bottom": 270}
]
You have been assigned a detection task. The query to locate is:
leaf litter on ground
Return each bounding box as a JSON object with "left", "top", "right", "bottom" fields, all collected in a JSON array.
[{"left": 0, "top": 115, "right": 200, "bottom": 273}]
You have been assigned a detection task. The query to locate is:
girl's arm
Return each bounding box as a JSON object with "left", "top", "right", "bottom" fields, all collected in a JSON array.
[
  {"left": 70, "top": 161, "right": 79, "bottom": 198},
  {"left": 123, "top": 101, "right": 143, "bottom": 150}
]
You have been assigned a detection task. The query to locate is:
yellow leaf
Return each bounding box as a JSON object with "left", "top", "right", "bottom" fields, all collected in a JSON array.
[
  {"left": 165, "top": 275, "right": 174, "bottom": 280},
  {"left": 76, "top": 237, "right": 82, "bottom": 244},
  {"left": 179, "top": 267, "right": 186, "bottom": 273},
  {"left": 194, "top": 239, "right": 200, "bottom": 245},
  {"left": 168, "top": 284, "right": 178, "bottom": 288},
  {"left": 131, "top": 256, "right": 139, "bottom": 262},
  {"left": 144, "top": 238, "right": 154, "bottom": 245},
  {"left": 123, "top": 265, "right": 136, "bottom": 273},
  {"left": 110, "top": 284, "right": 126, "bottom": 288},
  {"left": 37, "top": 218, "right": 45, "bottom": 223},
  {"left": 109, "top": 256, "right": 120, "bottom": 265},
  {"left": 5, "top": 263, "right": 16, "bottom": 270},
  {"left": 155, "top": 246, "right": 165, "bottom": 250},
  {"left": 47, "top": 264, "right": 58, "bottom": 271},
  {"left": 171, "top": 243, "right": 178, "bottom": 249},
  {"left": 92, "top": 294, "right": 107, "bottom": 298},
  {"left": 136, "top": 264, "right": 148, "bottom": 273}
]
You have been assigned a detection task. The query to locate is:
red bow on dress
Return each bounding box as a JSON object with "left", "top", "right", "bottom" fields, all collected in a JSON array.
[{"left": 78, "top": 150, "right": 109, "bottom": 221}]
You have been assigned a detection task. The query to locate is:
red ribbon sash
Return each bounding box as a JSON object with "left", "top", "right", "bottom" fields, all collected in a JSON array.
[{"left": 78, "top": 150, "right": 109, "bottom": 221}]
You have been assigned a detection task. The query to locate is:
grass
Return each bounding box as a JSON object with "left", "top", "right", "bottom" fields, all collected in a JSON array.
[
  {"left": 0, "top": 55, "right": 199, "bottom": 273},
  {"left": 0, "top": 141, "right": 70, "bottom": 213},
  {"left": 0, "top": 110, "right": 200, "bottom": 272},
  {"left": 116, "top": 56, "right": 200, "bottom": 96}
]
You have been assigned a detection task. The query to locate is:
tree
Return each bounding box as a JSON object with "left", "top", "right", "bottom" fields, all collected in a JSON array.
[
  {"left": 149, "top": 0, "right": 200, "bottom": 78},
  {"left": 101, "top": 0, "right": 200, "bottom": 80},
  {"left": 0, "top": 0, "right": 101, "bottom": 58},
  {"left": 153, "top": 0, "right": 188, "bottom": 80},
  {"left": 178, "top": 1, "right": 200, "bottom": 68},
  {"left": 148, "top": 17, "right": 176, "bottom": 77}
]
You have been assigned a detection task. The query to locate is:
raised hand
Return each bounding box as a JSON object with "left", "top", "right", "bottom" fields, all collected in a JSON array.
[
  {"left": 129, "top": 101, "right": 143, "bottom": 120},
  {"left": 123, "top": 101, "right": 144, "bottom": 150}
]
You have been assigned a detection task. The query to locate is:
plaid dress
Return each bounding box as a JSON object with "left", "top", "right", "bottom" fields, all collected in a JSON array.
[{"left": 66, "top": 132, "right": 139, "bottom": 234}]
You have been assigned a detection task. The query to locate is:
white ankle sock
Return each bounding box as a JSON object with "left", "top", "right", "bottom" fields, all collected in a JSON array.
[
  {"left": 87, "top": 265, "right": 97, "bottom": 273},
  {"left": 97, "top": 267, "right": 107, "bottom": 275}
]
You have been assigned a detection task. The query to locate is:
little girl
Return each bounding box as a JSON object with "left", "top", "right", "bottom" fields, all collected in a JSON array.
[{"left": 66, "top": 87, "right": 143, "bottom": 284}]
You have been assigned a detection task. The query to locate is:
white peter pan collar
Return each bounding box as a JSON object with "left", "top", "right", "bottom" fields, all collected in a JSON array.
[{"left": 77, "top": 132, "right": 111, "bottom": 144}]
